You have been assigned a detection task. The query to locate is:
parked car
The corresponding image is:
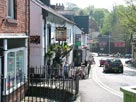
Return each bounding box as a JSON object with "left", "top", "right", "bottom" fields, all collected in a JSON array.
[
  {"left": 103, "top": 59, "right": 123, "bottom": 73},
  {"left": 125, "top": 54, "right": 132, "bottom": 59},
  {"left": 99, "top": 59, "right": 106, "bottom": 67},
  {"left": 125, "top": 59, "right": 132, "bottom": 64}
]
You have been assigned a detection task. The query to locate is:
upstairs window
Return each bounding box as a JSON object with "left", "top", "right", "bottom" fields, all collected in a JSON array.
[{"left": 7, "top": 0, "right": 15, "bottom": 19}]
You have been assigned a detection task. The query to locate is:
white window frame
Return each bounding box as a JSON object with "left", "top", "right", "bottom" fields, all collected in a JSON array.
[
  {"left": 3, "top": 47, "right": 27, "bottom": 95},
  {"left": 7, "top": 0, "right": 15, "bottom": 19}
]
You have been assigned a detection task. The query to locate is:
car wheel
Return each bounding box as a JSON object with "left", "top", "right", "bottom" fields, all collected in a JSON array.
[
  {"left": 119, "top": 70, "right": 123, "bottom": 73},
  {"left": 121, "top": 70, "right": 123, "bottom": 73},
  {"left": 103, "top": 69, "right": 106, "bottom": 73}
]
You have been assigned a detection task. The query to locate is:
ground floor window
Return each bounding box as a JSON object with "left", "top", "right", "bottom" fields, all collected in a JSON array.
[{"left": 5, "top": 48, "right": 26, "bottom": 93}]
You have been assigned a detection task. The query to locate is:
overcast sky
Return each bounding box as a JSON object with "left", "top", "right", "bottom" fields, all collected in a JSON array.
[{"left": 51, "top": 0, "right": 126, "bottom": 10}]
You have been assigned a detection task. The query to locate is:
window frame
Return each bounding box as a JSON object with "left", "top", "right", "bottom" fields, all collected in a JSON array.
[
  {"left": 7, "top": 0, "right": 15, "bottom": 19},
  {"left": 4, "top": 47, "right": 27, "bottom": 95}
]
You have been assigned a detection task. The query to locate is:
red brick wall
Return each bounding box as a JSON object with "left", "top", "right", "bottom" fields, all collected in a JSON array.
[{"left": 0, "top": 0, "right": 29, "bottom": 34}]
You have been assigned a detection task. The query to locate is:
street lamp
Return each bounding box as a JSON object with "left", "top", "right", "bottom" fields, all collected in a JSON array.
[{"left": 109, "top": 32, "right": 110, "bottom": 55}]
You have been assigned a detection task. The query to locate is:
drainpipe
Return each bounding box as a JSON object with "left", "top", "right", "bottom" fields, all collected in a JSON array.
[
  {"left": 3, "top": 39, "right": 7, "bottom": 96},
  {"left": 3, "top": 39, "right": 7, "bottom": 78},
  {"left": 44, "top": 17, "right": 46, "bottom": 65},
  {"left": 42, "top": 9, "right": 48, "bottom": 65}
]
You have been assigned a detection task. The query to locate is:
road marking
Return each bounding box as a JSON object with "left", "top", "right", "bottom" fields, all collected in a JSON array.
[{"left": 92, "top": 65, "right": 123, "bottom": 98}]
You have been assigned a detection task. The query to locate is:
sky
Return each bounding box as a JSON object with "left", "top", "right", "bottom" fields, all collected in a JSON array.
[{"left": 51, "top": 0, "right": 126, "bottom": 10}]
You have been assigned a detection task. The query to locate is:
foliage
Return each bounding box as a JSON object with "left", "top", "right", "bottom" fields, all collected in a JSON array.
[
  {"left": 92, "top": 8, "right": 109, "bottom": 29},
  {"left": 46, "top": 42, "right": 71, "bottom": 67},
  {"left": 100, "top": 13, "right": 112, "bottom": 35},
  {"left": 117, "top": 0, "right": 136, "bottom": 34},
  {"left": 64, "top": 2, "right": 133, "bottom": 52},
  {"left": 46, "top": 49, "right": 54, "bottom": 59}
]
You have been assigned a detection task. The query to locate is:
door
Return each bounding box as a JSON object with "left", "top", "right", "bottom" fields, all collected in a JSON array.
[{"left": 73, "top": 49, "right": 82, "bottom": 67}]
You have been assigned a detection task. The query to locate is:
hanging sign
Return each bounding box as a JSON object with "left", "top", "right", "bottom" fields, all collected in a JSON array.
[{"left": 56, "top": 27, "right": 67, "bottom": 41}]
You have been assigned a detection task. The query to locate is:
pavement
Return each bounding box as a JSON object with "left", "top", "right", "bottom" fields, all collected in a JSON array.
[
  {"left": 74, "top": 64, "right": 94, "bottom": 102},
  {"left": 125, "top": 63, "right": 136, "bottom": 70},
  {"left": 73, "top": 51, "right": 96, "bottom": 102},
  {"left": 74, "top": 95, "right": 81, "bottom": 102}
]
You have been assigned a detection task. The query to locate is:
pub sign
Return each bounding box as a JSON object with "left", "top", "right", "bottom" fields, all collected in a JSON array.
[{"left": 56, "top": 27, "right": 67, "bottom": 41}]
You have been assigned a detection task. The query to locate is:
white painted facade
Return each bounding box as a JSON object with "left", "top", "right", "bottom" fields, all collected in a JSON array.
[
  {"left": 30, "top": 1, "right": 43, "bottom": 66},
  {"left": 74, "top": 26, "right": 82, "bottom": 49},
  {"left": 91, "top": 32, "right": 100, "bottom": 39},
  {"left": 30, "top": 0, "right": 75, "bottom": 67}
]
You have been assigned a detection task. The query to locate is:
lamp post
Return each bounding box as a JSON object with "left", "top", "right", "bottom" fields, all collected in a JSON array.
[{"left": 109, "top": 32, "right": 110, "bottom": 55}]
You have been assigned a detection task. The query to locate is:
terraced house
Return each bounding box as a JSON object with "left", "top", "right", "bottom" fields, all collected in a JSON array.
[
  {"left": 29, "top": 0, "right": 75, "bottom": 76},
  {"left": 0, "top": 0, "right": 29, "bottom": 101}
]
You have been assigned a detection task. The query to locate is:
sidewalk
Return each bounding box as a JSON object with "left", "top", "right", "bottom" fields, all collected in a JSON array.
[
  {"left": 125, "top": 63, "right": 136, "bottom": 70},
  {"left": 74, "top": 95, "right": 81, "bottom": 102},
  {"left": 74, "top": 64, "right": 94, "bottom": 102}
]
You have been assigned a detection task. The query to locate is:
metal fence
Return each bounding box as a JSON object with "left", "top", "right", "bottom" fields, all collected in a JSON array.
[{"left": 1, "top": 66, "right": 79, "bottom": 102}]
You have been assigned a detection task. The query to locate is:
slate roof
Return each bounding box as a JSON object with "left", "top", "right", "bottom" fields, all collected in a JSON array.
[
  {"left": 74, "top": 16, "right": 89, "bottom": 34},
  {"left": 63, "top": 15, "right": 89, "bottom": 34},
  {"left": 63, "top": 15, "right": 75, "bottom": 22}
]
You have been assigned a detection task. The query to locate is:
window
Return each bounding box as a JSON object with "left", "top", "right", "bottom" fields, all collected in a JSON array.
[
  {"left": 7, "top": 0, "right": 15, "bottom": 19},
  {"left": 67, "top": 29, "right": 71, "bottom": 43},
  {"left": 6, "top": 48, "right": 26, "bottom": 93},
  {"left": 7, "top": 52, "right": 15, "bottom": 89}
]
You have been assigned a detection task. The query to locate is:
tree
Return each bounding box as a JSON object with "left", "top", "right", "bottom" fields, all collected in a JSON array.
[
  {"left": 65, "top": 2, "right": 81, "bottom": 15},
  {"left": 65, "top": 2, "right": 78, "bottom": 10},
  {"left": 100, "top": 13, "right": 112, "bottom": 35},
  {"left": 92, "top": 8, "right": 109, "bottom": 29}
]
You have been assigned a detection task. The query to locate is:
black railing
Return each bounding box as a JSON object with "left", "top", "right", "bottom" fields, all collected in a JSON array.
[{"left": 1, "top": 66, "right": 79, "bottom": 102}]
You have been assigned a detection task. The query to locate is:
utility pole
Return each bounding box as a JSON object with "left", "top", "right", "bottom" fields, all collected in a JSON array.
[{"left": 109, "top": 31, "right": 110, "bottom": 55}]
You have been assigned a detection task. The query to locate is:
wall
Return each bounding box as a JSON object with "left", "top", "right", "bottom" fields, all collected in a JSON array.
[
  {"left": 65, "top": 22, "right": 74, "bottom": 65},
  {"left": 0, "top": 0, "right": 28, "bottom": 33},
  {"left": 30, "top": 1, "right": 43, "bottom": 66},
  {"left": 74, "top": 26, "right": 82, "bottom": 49},
  {"left": 91, "top": 32, "right": 99, "bottom": 39}
]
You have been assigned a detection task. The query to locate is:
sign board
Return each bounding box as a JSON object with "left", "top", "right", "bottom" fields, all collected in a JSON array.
[
  {"left": 114, "top": 42, "right": 125, "bottom": 47},
  {"left": 75, "top": 41, "right": 81, "bottom": 46},
  {"left": 30, "top": 35, "right": 40, "bottom": 44},
  {"left": 75, "top": 34, "right": 81, "bottom": 41},
  {"left": 56, "top": 27, "right": 67, "bottom": 41}
]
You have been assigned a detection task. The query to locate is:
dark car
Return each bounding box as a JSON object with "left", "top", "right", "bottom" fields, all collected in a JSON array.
[
  {"left": 125, "top": 54, "right": 132, "bottom": 59},
  {"left": 99, "top": 59, "right": 106, "bottom": 67},
  {"left": 103, "top": 59, "right": 123, "bottom": 73},
  {"left": 125, "top": 59, "right": 132, "bottom": 64}
]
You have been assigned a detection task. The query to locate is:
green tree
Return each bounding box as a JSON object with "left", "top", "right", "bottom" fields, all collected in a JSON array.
[
  {"left": 92, "top": 8, "right": 109, "bottom": 29},
  {"left": 100, "top": 13, "right": 112, "bottom": 35}
]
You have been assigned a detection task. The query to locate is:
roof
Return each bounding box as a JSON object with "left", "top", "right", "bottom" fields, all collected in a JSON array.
[
  {"left": 74, "top": 16, "right": 89, "bottom": 34},
  {"left": 64, "top": 15, "right": 75, "bottom": 22},
  {"left": 63, "top": 15, "right": 89, "bottom": 34},
  {"left": 31, "top": 0, "right": 75, "bottom": 24}
]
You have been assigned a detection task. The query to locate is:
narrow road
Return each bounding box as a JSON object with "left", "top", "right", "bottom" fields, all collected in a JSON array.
[{"left": 79, "top": 66, "right": 123, "bottom": 102}]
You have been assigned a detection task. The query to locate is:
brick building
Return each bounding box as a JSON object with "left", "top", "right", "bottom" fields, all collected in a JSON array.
[{"left": 0, "top": 0, "right": 29, "bottom": 101}]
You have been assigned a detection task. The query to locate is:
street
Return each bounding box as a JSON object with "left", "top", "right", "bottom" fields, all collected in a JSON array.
[{"left": 79, "top": 55, "right": 136, "bottom": 102}]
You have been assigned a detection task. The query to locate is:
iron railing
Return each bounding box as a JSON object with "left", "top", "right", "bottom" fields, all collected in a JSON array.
[{"left": 1, "top": 66, "right": 79, "bottom": 102}]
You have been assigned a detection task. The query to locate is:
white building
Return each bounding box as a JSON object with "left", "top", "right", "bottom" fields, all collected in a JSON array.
[{"left": 30, "top": 0, "right": 75, "bottom": 68}]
